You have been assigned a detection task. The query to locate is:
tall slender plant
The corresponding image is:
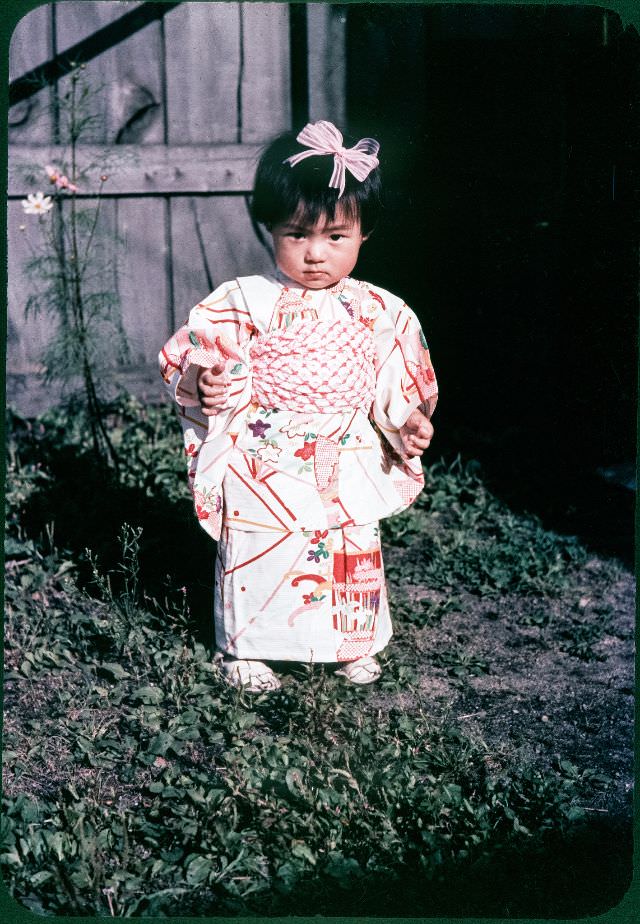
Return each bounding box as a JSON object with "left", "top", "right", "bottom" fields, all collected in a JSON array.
[{"left": 16, "top": 64, "right": 133, "bottom": 468}]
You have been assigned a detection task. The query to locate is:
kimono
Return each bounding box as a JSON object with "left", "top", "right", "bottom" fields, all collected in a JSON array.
[{"left": 159, "top": 273, "right": 437, "bottom": 663}]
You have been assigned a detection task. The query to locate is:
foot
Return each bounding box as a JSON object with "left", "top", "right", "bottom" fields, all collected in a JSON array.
[
  {"left": 335, "top": 655, "right": 382, "bottom": 685},
  {"left": 215, "top": 654, "right": 282, "bottom": 692}
]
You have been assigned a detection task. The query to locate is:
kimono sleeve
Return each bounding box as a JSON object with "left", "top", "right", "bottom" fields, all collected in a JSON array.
[
  {"left": 158, "top": 281, "right": 255, "bottom": 541},
  {"left": 158, "top": 280, "right": 253, "bottom": 410},
  {"left": 370, "top": 290, "right": 438, "bottom": 456}
]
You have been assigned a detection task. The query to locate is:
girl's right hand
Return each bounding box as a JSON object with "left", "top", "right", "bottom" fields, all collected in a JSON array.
[{"left": 197, "top": 362, "right": 230, "bottom": 416}]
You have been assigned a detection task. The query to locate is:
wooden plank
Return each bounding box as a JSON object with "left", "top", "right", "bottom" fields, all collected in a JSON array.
[
  {"left": 10, "top": 3, "right": 180, "bottom": 110},
  {"left": 6, "top": 367, "right": 169, "bottom": 419},
  {"left": 169, "top": 194, "right": 275, "bottom": 315},
  {"left": 53, "top": 1, "right": 164, "bottom": 144},
  {"left": 9, "top": 3, "right": 54, "bottom": 143},
  {"left": 241, "top": 2, "right": 291, "bottom": 142},
  {"left": 190, "top": 194, "right": 275, "bottom": 283},
  {"left": 307, "top": 4, "right": 347, "bottom": 126},
  {"left": 115, "top": 197, "right": 172, "bottom": 362},
  {"left": 7, "top": 194, "right": 171, "bottom": 414},
  {"left": 165, "top": 2, "right": 241, "bottom": 144},
  {"left": 71, "top": 196, "right": 169, "bottom": 388},
  {"left": 6, "top": 199, "right": 57, "bottom": 380},
  {"left": 54, "top": 1, "right": 133, "bottom": 144},
  {"left": 70, "top": 197, "right": 131, "bottom": 381},
  {"left": 169, "top": 197, "right": 210, "bottom": 319},
  {"left": 8, "top": 144, "right": 264, "bottom": 195},
  {"left": 6, "top": 197, "right": 122, "bottom": 370}
]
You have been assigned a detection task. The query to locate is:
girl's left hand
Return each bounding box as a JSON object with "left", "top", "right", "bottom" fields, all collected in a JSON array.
[{"left": 399, "top": 408, "right": 434, "bottom": 457}]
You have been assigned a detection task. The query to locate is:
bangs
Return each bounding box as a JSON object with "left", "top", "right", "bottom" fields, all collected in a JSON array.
[{"left": 287, "top": 193, "right": 362, "bottom": 230}]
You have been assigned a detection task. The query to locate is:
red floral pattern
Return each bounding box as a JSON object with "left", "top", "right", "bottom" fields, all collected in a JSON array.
[{"left": 294, "top": 441, "right": 316, "bottom": 461}]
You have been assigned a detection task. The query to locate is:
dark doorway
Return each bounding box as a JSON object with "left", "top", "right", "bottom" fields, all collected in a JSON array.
[{"left": 346, "top": 3, "right": 638, "bottom": 563}]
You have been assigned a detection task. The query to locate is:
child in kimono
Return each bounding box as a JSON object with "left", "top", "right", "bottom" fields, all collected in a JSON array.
[{"left": 159, "top": 121, "right": 437, "bottom": 692}]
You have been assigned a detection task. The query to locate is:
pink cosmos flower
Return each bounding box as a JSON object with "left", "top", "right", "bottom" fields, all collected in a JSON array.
[{"left": 45, "top": 164, "right": 79, "bottom": 193}]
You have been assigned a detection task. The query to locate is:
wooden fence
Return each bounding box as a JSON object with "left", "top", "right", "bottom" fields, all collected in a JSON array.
[{"left": 7, "top": 1, "right": 347, "bottom": 415}]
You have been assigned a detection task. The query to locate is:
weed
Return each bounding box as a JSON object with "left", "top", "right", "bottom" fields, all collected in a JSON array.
[
  {"left": 383, "top": 457, "right": 587, "bottom": 598},
  {"left": 517, "top": 607, "right": 550, "bottom": 628},
  {"left": 431, "top": 646, "right": 491, "bottom": 682},
  {"left": 557, "top": 606, "right": 612, "bottom": 661},
  {"left": 387, "top": 589, "right": 459, "bottom": 628}
]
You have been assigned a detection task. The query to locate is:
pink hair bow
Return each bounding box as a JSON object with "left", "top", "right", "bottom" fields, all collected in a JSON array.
[{"left": 284, "top": 120, "right": 380, "bottom": 198}]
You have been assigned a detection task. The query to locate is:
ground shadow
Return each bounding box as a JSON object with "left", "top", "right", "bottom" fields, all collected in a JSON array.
[
  {"left": 430, "top": 426, "right": 635, "bottom": 569},
  {"left": 175, "top": 815, "right": 632, "bottom": 918},
  {"left": 18, "top": 442, "right": 217, "bottom": 649}
]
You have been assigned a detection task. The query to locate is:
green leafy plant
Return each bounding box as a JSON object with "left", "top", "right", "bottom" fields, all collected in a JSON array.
[
  {"left": 558, "top": 604, "right": 612, "bottom": 661},
  {"left": 2, "top": 414, "right": 631, "bottom": 917},
  {"left": 13, "top": 65, "right": 134, "bottom": 467},
  {"left": 383, "top": 457, "right": 587, "bottom": 598}
]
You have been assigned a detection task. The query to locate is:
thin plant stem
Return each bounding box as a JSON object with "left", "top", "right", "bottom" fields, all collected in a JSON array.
[
  {"left": 67, "top": 71, "right": 119, "bottom": 471},
  {"left": 79, "top": 177, "right": 106, "bottom": 279}
]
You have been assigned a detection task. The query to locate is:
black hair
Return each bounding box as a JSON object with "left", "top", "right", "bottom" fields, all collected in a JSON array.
[{"left": 250, "top": 129, "right": 382, "bottom": 236}]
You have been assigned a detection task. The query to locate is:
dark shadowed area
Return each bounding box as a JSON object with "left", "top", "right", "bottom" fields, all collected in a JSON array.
[{"left": 347, "top": 3, "right": 637, "bottom": 565}]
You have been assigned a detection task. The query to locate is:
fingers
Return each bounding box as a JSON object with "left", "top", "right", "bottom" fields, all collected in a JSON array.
[
  {"left": 197, "top": 362, "right": 230, "bottom": 415},
  {"left": 399, "top": 410, "right": 434, "bottom": 457},
  {"left": 200, "top": 395, "right": 229, "bottom": 416},
  {"left": 199, "top": 386, "right": 229, "bottom": 413},
  {"left": 198, "top": 363, "right": 227, "bottom": 389},
  {"left": 409, "top": 421, "right": 434, "bottom": 443},
  {"left": 404, "top": 408, "right": 434, "bottom": 438},
  {"left": 200, "top": 383, "right": 228, "bottom": 397},
  {"left": 402, "top": 434, "right": 432, "bottom": 457}
]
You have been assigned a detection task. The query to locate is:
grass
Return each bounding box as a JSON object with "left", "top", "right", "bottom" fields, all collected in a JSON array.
[
  {"left": 382, "top": 456, "right": 590, "bottom": 597},
  {"left": 2, "top": 398, "right": 632, "bottom": 916}
]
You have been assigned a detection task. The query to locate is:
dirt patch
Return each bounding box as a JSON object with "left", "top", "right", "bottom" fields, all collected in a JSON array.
[{"left": 377, "top": 555, "right": 635, "bottom": 822}]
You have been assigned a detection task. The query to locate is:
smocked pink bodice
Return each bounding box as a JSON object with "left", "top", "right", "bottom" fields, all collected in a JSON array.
[{"left": 249, "top": 318, "right": 376, "bottom": 414}]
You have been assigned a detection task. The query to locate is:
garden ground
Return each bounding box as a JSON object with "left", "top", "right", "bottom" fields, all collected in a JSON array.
[{"left": 2, "top": 398, "right": 635, "bottom": 917}]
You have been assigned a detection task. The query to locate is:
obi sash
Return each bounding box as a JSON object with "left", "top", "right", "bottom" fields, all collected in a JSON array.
[{"left": 249, "top": 318, "right": 376, "bottom": 414}]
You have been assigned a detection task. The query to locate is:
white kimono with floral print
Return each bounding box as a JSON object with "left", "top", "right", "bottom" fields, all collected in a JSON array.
[{"left": 159, "top": 273, "right": 437, "bottom": 662}]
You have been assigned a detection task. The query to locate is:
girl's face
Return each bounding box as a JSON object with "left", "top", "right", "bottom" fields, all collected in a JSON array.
[{"left": 270, "top": 206, "right": 368, "bottom": 289}]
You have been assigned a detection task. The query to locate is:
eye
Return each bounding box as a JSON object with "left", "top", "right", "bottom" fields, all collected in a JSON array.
[
  {"left": 329, "top": 233, "right": 345, "bottom": 242},
  {"left": 287, "top": 231, "right": 305, "bottom": 240}
]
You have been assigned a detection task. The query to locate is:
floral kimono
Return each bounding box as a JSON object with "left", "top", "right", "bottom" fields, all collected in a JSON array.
[{"left": 159, "top": 273, "right": 437, "bottom": 663}]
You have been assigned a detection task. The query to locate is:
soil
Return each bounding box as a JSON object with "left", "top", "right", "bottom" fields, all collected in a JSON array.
[
  {"left": 377, "top": 554, "right": 635, "bottom": 821},
  {"left": 357, "top": 551, "right": 636, "bottom": 916}
]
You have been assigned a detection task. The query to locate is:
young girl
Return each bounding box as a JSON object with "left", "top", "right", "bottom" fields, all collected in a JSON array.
[{"left": 159, "top": 120, "right": 437, "bottom": 692}]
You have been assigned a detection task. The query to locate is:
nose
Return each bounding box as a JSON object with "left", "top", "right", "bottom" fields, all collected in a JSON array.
[{"left": 304, "top": 238, "right": 326, "bottom": 263}]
